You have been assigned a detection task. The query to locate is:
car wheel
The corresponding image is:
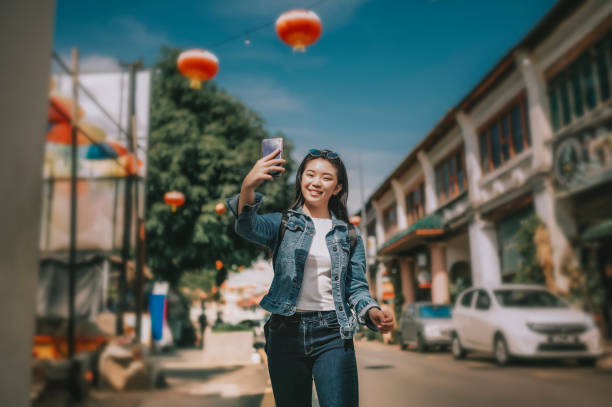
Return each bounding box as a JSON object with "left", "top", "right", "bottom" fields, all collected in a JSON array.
[
  {"left": 451, "top": 334, "right": 466, "bottom": 360},
  {"left": 494, "top": 335, "right": 511, "bottom": 366},
  {"left": 416, "top": 333, "right": 427, "bottom": 353},
  {"left": 578, "top": 358, "right": 597, "bottom": 367}
]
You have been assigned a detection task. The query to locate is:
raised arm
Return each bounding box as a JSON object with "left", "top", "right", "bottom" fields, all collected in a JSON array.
[{"left": 226, "top": 148, "right": 286, "bottom": 250}]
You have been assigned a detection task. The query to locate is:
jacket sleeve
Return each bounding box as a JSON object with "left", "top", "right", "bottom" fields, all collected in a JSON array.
[
  {"left": 226, "top": 192, "right": 281, "bottom": 251},
  {"left": 345, "top": 228, "right": 381, "bottom": 332}
]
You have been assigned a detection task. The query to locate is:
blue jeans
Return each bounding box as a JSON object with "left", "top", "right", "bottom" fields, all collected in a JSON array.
[{"left": 264, "top": 311, "right": 359, "bottom": 407}]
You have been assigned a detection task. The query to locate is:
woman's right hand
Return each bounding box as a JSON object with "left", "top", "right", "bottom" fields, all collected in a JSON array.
[{"left": 242, "top": 148, "right": 286, "bottom": 190}]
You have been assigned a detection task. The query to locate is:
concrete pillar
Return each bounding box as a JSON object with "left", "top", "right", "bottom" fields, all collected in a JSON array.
[
  {"left": 417, "top": 151, "right": 438, "bottom": 214},
  {"left": 375, "top": 262, "right": 386, "bottom": 301},
  {"left": 391, "top": 179, "right": 408, "bottom": 230},
  {"left": 398, "top": 257, "right": 415, "bottom": 305},
  {"left": 515, "top": 50, "right": 554, "bottom": 170},
  {"left": 371, "top": 200, "right": 386, "bottom": 247},
  {"left": 468, "top": 216, "right": 502, "bottom": 287},
  {"left": 534, "top": 180, "right": 573, "bottom": 291},
  {"left": 0, "top": 1, "right": 56, "bottom": 405},
  {"left": 430, "top": 244, "right": 450, "bottom": 304},
  {"left": 456, "top": 111, "right": 482, "bottom": 204}
]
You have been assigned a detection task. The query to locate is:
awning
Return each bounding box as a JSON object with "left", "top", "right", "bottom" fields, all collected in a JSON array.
[
  {"left": 378, "top": 215, "right": 444, "bottom": 256},
  {"left": 582, "top": 218, "right": 612, "bottom": 242}
]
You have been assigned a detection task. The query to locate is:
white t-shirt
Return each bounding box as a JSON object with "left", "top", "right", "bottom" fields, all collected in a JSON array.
[{"left": 296, "top": 217, "right": 335, "bottom": 311}]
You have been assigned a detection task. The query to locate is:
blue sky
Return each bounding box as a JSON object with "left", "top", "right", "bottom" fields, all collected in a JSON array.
[{"left": 53, "top": 0, "right": 557, "bottom": 212}]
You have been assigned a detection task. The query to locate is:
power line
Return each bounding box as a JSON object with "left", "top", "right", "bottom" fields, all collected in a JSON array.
[{"left": 205, "top": 0, "right": 332, "bottom": 50}]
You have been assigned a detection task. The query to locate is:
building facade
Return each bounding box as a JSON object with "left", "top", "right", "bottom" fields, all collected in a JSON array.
[{"left": 362, "top": 0, "right": 612, "bottom": 334}]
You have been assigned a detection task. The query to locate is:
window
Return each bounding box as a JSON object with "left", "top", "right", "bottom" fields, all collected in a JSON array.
[
  {"left": 382, "top": 202, "right": 397, "bottom": 233},
  {"left": 405, "top": 181, "right": 425, "bottom": 224},
  {"left": 435, "top": 149, "right": 466, "bottom": 203},
  {"left": 547, "top": 33, "right": 612, "bottom": 131},
  {"left": 494, "top": 289, "right": 568, "bottom": 308},
  {"left": 478, "top": 95, "right": 531, "bottom": 173},
  {"left": 460, "top": 290, "right": 475, "bottom": 308},
  {"left": 475, "top": 290, "right": 491, "bottom": 311}
]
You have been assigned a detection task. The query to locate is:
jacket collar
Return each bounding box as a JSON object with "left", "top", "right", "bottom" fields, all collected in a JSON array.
[{"left": 288, "top": 206, "right": 348, "bottom": 230}]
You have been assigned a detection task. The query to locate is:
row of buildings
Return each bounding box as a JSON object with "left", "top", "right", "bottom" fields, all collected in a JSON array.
[{"left": 359, "top": 0, "right": 612, "bottom": 334}]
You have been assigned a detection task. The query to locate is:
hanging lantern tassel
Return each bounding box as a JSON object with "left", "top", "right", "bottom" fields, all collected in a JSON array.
[
  {"left": 177, "top": 49, "right": 219, "bottom": 90},
  {"left": 276, "top": 9, "right": 322, "bottom": 52}
]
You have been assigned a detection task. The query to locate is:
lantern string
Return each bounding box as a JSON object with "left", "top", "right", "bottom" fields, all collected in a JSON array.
[
  {"left": 205, "top": 0, "right": 331, "bottom": 50},
  {"left": 52, "top": 52, "right": 147, "bottom": 154}
]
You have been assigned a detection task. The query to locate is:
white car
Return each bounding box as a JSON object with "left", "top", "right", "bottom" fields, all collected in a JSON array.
[{"left": 451, "top": 285, "right": 604, "bottom": 366}]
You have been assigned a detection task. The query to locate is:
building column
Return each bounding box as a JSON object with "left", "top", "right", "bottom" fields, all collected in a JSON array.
[
  {"left": 533, "top": 180, "right": 574, "bottom": 291},
  {"left": 371, "top": 200, "right": 386, "bottom": 248},
  {"left": 430, "top": 243, "right": 450, "bottom": 304},
  {"left": 456, "top": 111, "right": 482, "bottom": 204},
  {"left": 468, "top": 216, "right": 502, "bottom": 287},
  {"left": 515, "top": 50, "right": 554, "bottom": 171},
  {"left": 0, "top": 1, "right": 56, "bottom": 405},
  {"left": 417, "top": 151, "right": 438, "bottom": 214},
  {"left": 391, "top": 178, "right": 408, "bottom": 230},
  {"left": 398, "top": 257, "right": 415, "bottom": 305}
]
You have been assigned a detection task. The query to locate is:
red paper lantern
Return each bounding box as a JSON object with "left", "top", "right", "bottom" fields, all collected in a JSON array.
[
  {"left": 276, "top": 9, "right": 322, "bottom": 52},
  {"left": 215, "top": 202, "right": 226, "bottom": 216},
  {"left": 164, "top": 191, "right": 185, "bottom": 212},
  {"left": 349, "top": 216, "right": 361, "bottom": 226},
  {"left": 215, "top": 260, "right": 224, "bottom": 270},
  {"left": 177, "top": 49, "right": 219, "bottom": 89}
]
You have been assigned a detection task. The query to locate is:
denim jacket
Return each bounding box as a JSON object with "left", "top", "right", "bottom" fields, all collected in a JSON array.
[{"left": 227, "top": 192, "right": 380, "bottom": 339}]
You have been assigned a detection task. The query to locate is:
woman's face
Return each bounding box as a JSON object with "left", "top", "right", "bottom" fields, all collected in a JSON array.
[{"left": 300, "top": 158, "right": 342, "bottom": 208}]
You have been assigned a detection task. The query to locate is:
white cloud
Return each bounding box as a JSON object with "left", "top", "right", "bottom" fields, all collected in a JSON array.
[
  {"left": 109, "top": 16, "right": 170, "bottom": 49},
  {"left": 221, "top": 76, "right": 305, "bottom": 115},
  {"left": 79, "top": 54, "right": 122, "bottom": 73}
]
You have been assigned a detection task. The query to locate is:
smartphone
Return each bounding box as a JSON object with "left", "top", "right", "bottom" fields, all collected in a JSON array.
[{"left": 262, "top": 137, "right": 284, "bottom": 176}]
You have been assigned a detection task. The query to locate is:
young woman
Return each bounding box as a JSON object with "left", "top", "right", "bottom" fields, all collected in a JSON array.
[{"left": 227, "top": 148, "right": 394, "bottom": 407}]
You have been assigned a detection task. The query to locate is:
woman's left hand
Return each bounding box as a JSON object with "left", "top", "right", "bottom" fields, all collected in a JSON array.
[{"left": 368, "top": 308, "right": 395, "bottom": 333}]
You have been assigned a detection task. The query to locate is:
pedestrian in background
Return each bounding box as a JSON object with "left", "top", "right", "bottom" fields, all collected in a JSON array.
[
  {"left": 228, "top": 147, "right": 394, "bottom": 406},
  {"left": 198, "top": 303, "right": 208, "bottom": 348}
]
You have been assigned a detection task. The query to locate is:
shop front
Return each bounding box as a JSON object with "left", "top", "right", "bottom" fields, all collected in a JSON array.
[{"left": 554, "top": 117, "right": 612, "bottom": 336}]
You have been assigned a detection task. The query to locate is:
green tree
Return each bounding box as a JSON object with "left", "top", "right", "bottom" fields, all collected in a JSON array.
[{"left": 146, "top": 47, "right": 296, "bottom": 285}]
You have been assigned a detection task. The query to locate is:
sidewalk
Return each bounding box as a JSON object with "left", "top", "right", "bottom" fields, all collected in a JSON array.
[{"left": 158, "top": 331, "right": 257, "bottom": 370}]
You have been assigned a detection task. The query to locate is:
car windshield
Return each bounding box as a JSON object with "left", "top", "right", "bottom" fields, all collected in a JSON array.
[
  {"left": 419, "top": 305, "right": 452, "bottom": 318},
  {"left": 493, "top": 289, "right": 568, "bottom": 308}
]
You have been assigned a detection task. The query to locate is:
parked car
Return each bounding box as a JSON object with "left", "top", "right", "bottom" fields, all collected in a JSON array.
[
  {"left": 400, "top": 303, "right": 453, "bottom": 352},
  {"left": 451, "top": 285, "right": 604, "bottom": 366}
]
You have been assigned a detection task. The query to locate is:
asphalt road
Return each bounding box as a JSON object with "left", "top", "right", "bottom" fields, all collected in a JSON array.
[
  {"left": 36, "top": 340, "right": 611, "bottom": 407},
  {"left": 356, "top": 340, "right": 612, "bottom": 407}
]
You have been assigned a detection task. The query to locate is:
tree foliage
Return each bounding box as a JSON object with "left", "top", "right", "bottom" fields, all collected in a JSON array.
[{"left": 145, "top": 47, "right": 296, "bottom": 285}]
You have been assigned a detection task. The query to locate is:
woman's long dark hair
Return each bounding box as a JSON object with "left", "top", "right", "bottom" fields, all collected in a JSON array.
[{"left": 289, "top": 153, "right": 350, "bottom": 223}]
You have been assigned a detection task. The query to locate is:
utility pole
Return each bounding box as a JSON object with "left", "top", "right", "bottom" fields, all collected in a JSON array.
[
  {"left": 116, "top": 59, "right": 142, "bottom": 335},
  {"left": 67, "top": 47, "right": 81, "bottom": 399}
]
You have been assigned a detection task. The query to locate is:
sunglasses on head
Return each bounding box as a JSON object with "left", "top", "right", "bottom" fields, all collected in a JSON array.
[{"left": 308, "top": 149, "right": 339, "bottom": 159}]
